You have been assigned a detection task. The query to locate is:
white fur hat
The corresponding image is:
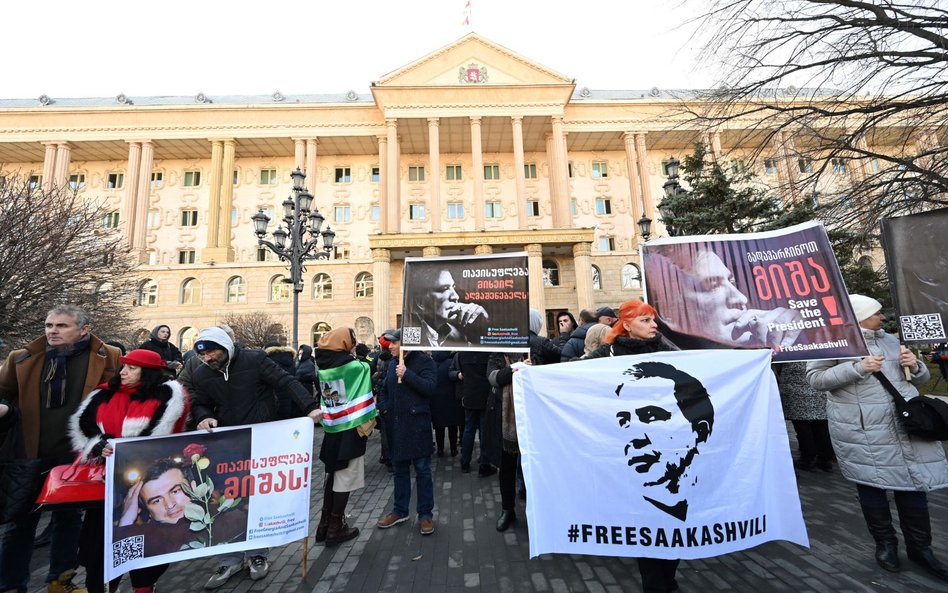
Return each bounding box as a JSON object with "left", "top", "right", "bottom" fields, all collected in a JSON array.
[{"left": 849, "top": 294, "right": 882, "bottom": 322}]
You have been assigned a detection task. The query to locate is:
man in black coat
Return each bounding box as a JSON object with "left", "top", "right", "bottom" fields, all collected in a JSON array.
[
  {"left": 560, "top": 309, "right": 597, "bottom": 362},
  {"left": 456, "top": 350, "right": 496, "bottom": 476}
]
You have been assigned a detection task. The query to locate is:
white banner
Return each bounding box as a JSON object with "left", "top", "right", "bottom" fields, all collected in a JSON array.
[
  {"left": 513, "top": 350, "right": 808, "bottom": 559},
  {"left": 104, "top": 418, "right": 314, "bottom": 579}
]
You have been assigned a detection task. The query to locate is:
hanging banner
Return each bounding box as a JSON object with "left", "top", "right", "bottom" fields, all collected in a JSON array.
[
  {"left": 881, "top": 207, "right": 948, "bottom": 344},
  {"left": 514, "top": 350, "right": 809, "bottom": 559},
  {"left": 104, "top": 418, "right": 314, "bottom": 580},
  {"left": 641, "top": 221, "right": 867, "bottom": 362},
  {"left": 401, "top": 252, "right": 530, "bottom": 352}
]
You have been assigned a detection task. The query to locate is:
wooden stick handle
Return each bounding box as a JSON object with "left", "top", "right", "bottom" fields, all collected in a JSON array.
[{"left": 397, "top": 348, "right": 405, "bottom": 383}]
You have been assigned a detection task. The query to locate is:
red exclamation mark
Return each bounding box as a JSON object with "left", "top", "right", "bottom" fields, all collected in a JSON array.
[
  {"left": 822, "top": 296, "right": 844, "bottom": 325},
  {"left": 303, "top": 467, "right": 309, "bottom": 488}
]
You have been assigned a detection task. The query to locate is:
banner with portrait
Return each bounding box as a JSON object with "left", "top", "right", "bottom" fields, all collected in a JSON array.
[
  {"left": 641, "top": 221, "right": 867, "bottom": 362},
  {"left": 513, "top": 349, "right": 809, "bottom": 560},
  {"left": 881, "top": 207, "right": 948, "bottom": 344},
  {"left": 104, "top": 419, "right": 314, "bottom": 580},
  {"left": 401, "top": 252, "right": 530, "bottom": 352}
]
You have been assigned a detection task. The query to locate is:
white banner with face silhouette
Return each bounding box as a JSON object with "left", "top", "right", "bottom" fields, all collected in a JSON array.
[{"left": 513, "top": 349, "right": 808, "bottom": 559}]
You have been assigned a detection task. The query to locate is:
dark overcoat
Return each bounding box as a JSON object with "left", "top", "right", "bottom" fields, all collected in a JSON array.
[{"left": 379, "top": 350, "right": 436, "bottom": 461}]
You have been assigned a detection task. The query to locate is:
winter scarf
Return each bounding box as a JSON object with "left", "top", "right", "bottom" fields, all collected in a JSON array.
[{"left": 43, "top": 335, "right": 91, "bottom": 408}]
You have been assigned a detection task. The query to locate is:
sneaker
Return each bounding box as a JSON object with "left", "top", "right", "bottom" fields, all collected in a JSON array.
[
  {"left": 376, "top": 513, "right": 409, "bottom": 529},
  {"left": 204, "top": 561, "right": 245, "bottom": 589},
  {"left": 419, "top": 517, "right": 435, "bottom": 535},
  {"left": 47, "top": 570, "right": 88, "bottom": 593},
  {"left": 248, "top": 555, "right": 269, "bottom": 581}
]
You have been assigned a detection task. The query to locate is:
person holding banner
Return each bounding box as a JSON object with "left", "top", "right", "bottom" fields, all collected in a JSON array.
[
  {"left": 68, "top": 348, "right": 189, "bottom": 593},
  {"left": 312, "top": 328, "right": 376, "bottom": 547},
  {"left": 807, "top": 295, "right": 948, "bottom": 581}
]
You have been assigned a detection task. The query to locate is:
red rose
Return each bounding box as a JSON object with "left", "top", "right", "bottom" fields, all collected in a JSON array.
[{"left": 183, "top": 443, "right": 207, "bottom": 458}]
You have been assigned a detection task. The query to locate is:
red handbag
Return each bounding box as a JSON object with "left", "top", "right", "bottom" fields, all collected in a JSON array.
[{"left": 35, "top": 456, "right": 105, "bottom": 510}]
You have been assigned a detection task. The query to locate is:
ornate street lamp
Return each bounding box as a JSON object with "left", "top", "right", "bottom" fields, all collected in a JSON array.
[
  {"left": 659, "top": 156, "right": 687, "bottom": 237},
  {"left": 637, "top": 214, "right": 653, "bottom": 242},
  {"left": 252, "top": 168, "right": 335, "bottom": 349}
]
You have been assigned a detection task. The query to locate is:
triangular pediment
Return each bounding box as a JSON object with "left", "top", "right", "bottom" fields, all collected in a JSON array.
[{"left": 377, "top": 33, "right": 573, "bottom": 87}]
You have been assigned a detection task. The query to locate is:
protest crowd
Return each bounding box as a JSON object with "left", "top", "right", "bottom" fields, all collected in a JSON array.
[{"left": 1, "top": 242, "right": 947, "bottom": 593}]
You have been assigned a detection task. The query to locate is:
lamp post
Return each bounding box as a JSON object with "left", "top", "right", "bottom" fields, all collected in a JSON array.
[
  {"left": 637, "top": 214, "right": 653, "bottom": 242},
  {"left": 660, "top": 156, "right": 687, "bottom": 237},
  {"left": 252, "top": 168, "right": 336, "bottom": 350}
]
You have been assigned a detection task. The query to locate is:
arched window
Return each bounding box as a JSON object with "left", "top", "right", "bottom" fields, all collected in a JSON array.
[
  {"left": 138, "top": 279, "right": 158, "bottom": 307},
  {"left": 542, "top": 259, "right": 560, "bottom": 287},
  {"left": 226, "top": 276, "right": 246, "bottom": 303},
  {"left": 354, "top": 272, "right": 373, "bottom": 298},
  {"left": 180, "top": 277, "right": 202, "bottom": 305},
  {"left": 312, "top": 273, "right": 333, "bottom": 300},
  {"left": 311, "top": 322, "right": 332, "bottom": 345},
  {"left": 591, "top": 265, "right": 602, "bottom": 290},
  {"left": 179, "top": 327, "right": 198, "bottom": 352},
  {"left": 622, "top": 263, "right": 642, "bottom": 289},
  {"left": 270, "top": 275, "right": 291, "bottom": 302}
]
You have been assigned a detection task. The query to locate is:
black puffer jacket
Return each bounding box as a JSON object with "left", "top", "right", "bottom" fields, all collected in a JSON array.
[
  {"left": 561, "top": 322, "right": 594, "bottom": 362},
  {"left": 586, "top": 334, "right": 678, "bottom": 359}
]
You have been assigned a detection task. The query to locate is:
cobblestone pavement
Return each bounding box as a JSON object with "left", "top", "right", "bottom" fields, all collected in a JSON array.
[{"left": 26, "top": 426, "right": 948, "bottom": 593}]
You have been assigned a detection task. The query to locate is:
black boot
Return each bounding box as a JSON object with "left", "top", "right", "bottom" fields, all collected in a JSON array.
[
  {"left": 325, "top": 491, "right": 359, "bottom": 546},
  {"left": 897, "top": 502, "right": 948, "bottom": 581},
  {"left": 496, "top": 509, "right": 517, "bottom": 532},
  {"left": 314, "top": 476, "right": 334, "bottom": 543},
  {"left": 861, "top": 505, "right": 900, "bottom": 572}
]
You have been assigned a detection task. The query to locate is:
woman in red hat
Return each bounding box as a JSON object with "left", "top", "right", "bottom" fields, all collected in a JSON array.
[{"left": 68, "top": 348, "right": 189, "bottom": 593}]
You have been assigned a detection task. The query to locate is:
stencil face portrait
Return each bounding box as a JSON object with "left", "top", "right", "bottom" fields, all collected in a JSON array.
[{"left": 616, "top": 361, "right": 714, "bottom": 521}]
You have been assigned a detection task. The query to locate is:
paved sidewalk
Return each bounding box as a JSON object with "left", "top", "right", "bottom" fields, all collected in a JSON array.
[{"left": 26, "top": 427, "right": 948, "bottom": 593}]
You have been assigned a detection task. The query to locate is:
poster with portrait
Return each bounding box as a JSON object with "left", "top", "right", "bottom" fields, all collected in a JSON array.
[
  {"left": 881, "top": 207, "right": 948, "bottom": 344},
  {"left": 641, "top": 221, "right": 868, "bottom": 362},
  {"left": 104, "top": 419, "right": 314, "bottom": 580},
  {"left": 401, "top": 252, "right": 530, "bottom": 352},
  {"left": 514, "top": 349, "right": 809, "bottom": 560}
]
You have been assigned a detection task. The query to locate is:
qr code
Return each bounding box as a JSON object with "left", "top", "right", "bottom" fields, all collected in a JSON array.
[
  {"left": 901, "top": 314, "right": 946, "bottom": 341},
  {"left": 402, "top": 326, "right": 422, "bottom": 345},
  {"left": 112, "top": 535, "right": 144, "bottom": 567}
]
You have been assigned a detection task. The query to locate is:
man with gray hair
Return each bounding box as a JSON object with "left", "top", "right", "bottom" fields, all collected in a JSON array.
[{"left": 0, "top": 305, "right": 121, "bottom": 593}]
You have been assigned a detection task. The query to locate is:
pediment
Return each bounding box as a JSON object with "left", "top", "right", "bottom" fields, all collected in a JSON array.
[{"left": 377, "top": 33, "right": 573, "bottom": 88}]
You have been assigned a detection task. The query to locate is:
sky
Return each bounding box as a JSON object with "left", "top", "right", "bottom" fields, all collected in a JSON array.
[{"left": 2, "top": 0, "right": 714, "bottom": 100}]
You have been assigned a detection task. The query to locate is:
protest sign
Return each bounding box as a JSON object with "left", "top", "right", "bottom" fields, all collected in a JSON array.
[
  {"left": 641, "top": 221, "right": 867, "bottom": 362},
  {"left": 401, "top": 252, "right": 530, "bottom": 352},
  {"left": 513, "top": 349, "right": 809, "bottom": 559},
  {"left": 881, "top": 207, "right": 948, "bottom": 343},
  {"left": 104, "top": 418, "right": 313, "bottom": 580}
]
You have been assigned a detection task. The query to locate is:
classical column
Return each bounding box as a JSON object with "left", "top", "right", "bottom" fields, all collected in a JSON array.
[
  {"left": 622, "top": 132, "right": 643, "bottom": 224},
  {"left": 550, "top": 116, "right": 571, "bottom": 227},
  {"left": 511, "top": 116, "right": 527, "bottom": 228},
  {"left": 422, "top": 246, "right": 441, "bottom": 257},
  {"left": 470, "top": 116, "right": 485, "bottom": 230},
  {"left": 704, "top": 131, "right": 723, "bottom": 161},
  {"left": 848, "top": 134, "right": 872, "bottom": 184},
  {"left": 294, "top": 139, "right": 305, "bottom": 171},
  {"left": 41, "top": 142, "right": 57, "bottom": 192},
  {"left": 133, "top": 141, "right": 154, "bottom": 254},
  {"left": 217, "top": 139, "right": 237, "bottom": 260},
  {"left": 53, "top": 143, "right": 71, "bottom": 190},
  {"left": 204, "top": 140, "right": 224, "bottom": 255},
  {"left": 372, "top": 248, "right": 392, "bottom": 332},
  {"left": 634, "top": 133, "right": 654, "bottom": 218},
  {"left": 123, "top": 142, "right": 142, "bottom": 248},
  {"left": 386, "top": 119, "right": 400, "bottom": 234},
  {"left": 572, "top": 242, "right": 594, "bottom": 312},
  {"left": 525, "top": 243, "right": 546, "bottom": 314},
  {"left": 378, "top": 134, "right": 388, "bottom": 232},
  {"left": 773, "top": 131, "right": 801, "bottom": 201},
  {"left": 305, "top": 139, "right": 318, "bottom": 194},
  {"left": 427, "top": 118, "right": 442, "bottom": 231}
]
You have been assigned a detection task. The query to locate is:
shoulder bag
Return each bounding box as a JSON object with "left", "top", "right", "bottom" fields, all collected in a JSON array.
[
  {"left": 34, "top": 455, "right": 105, "bottom": 510},
  {"left": 874, "top": 371, "right": 948, "bottom": 441}
]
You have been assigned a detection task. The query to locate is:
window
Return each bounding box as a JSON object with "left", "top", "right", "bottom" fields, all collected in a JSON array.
[
  {"left": 870, "top": 158, "right": 880, "bottom": 173},
  {"left": 524, "top": 163, "right": 537, "bottom": 179},
  {"left": 68, "top": 174, "right": 86, "bottom": 190},
  {"left": 371, "top": 166, "right": 380, "bottom": 183},
  {"left": 311, "top": 322, "right": 332, "bottom": 345},
  {"left": 447, "top": 202, "right": 464, "bottom": 219},
  {"left": 599, "top": 237, "right": 615, "bottom": 252},
  {"left": 180, "top": 278, "right": 201, "bottom": 305},
  {"left": 332, "top": 245, "right": 350, "bottom": 260},
  {"left": 103, "top": 211, "right": 120, "bottom": 229},
  {"left": 107, "top": 172, "right": 124, "bottom": 189},
  {"left": 178, "top": 250, "right": 196, "bottom": 264},
  {"left": 831, "top": 158, "right": 847, "bottom": 174},
  {"left": 798, "top": 158, "right": 813, "bottom": 174},
  {"left": 256, "top": 247, "right": 274, "bottom": 262},
  {"left": 334, "top": 167, "right": 351, "bottom": 183},
  {"left": 763, "top": 159, "right": 777, "bottom": 175},
  {"left": 334, "top": 205, "right": 351, "bottom": 223},
  {"left": 484, "top": 164, "right": 500, "bottom": 180},
  {"left": 151, "top": 171, "right": 163, "bottom": 188},
  {"left": 526, "top": 201, "right": 540, "bottom": 217},
  {"left": 230, "top": 207, "right": 237, "bottom": 227},
  {"left": 183, "top": 170, "right": 201, "bottom": 187},
  {"left": 370, "top": 204, "right": 380, "bottom": 221},
  {"left": 260, "top": 168, "right": 278, "bottom": 185},
  {"left": 568, "top": 161, "right": 574, "bottom": 178},
  {"left": 138, "top": 280, "right": 158, "bottom": 307},
  {"left": 147, "top": 209, "right": 161, "bottom": 228},
  {"left": 354, "top": 272, "right": 374, "bottom": 298},
  {"left": 485, "top": 201, "right": 503, "bottom": 219},
  {"left": 446, "top": 164, "right": 462, "bottom": 181},
  {"left": 592, "top": 161, "right": 609, "bottom": 179},
  {"left": 408, "top": 165, "right": 425, "bottom": 182},
  {"left": 591, "top": 265, "right": 602, "bottom": 290},
  {"left": 28, "top": 175, "right": 41, "bottom": 190},
  {"left": 146, "top": 250, "right": 157, "bottom": 265},
  {"left": 270, "top": 275, "right": 291, "bottom": 302},
  {"left": 571, "top": 199, "right": 578, "bottom": 216},
  {"left": 409, "top": 203, "right": 426, "bottom": 220},
  {"left": 226, "top": 276, "right": 247, "bottom": 303},
  {"left": 233, "top": 170, "right": 239, "bottom": 186},
  {"left": 180, "top": 209, "right": 198, "bottom": 226},
  {"left": 622, "top": 263, "right": 642, "bottom": 289},
  {"left": 595, "top": 197, "right": 612, "bottom": 215},
  {"left": 661, "top": 160, "right": 675, "bottom": 176},
  {"left": 312, "top": 273, "right": 333, "bottom": 300},
  {"left": 729, "top": 159, "right": 746, "bottom": 174},
  {"left": 542, "top": 260, "right": 560, "bottom": 287}
]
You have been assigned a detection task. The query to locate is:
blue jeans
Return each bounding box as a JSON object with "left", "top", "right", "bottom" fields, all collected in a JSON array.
[
  {"left": 0, "top": 508, "right": 83, "bottom": 591},
  {"left": 460, "top": 408, "right": 487, "bottom": 467},
  {"left": 392, "top": 456, "right": 434, "bottom": 519}
]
